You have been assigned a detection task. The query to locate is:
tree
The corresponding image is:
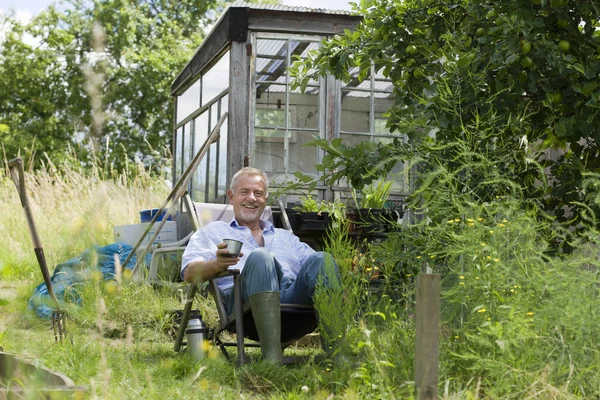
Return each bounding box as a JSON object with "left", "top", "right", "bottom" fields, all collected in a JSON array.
[
  {"left": 0, "top": 0, "right": 225, "bottom": 172},
  {"left": 293, "top": 0, "right": 600, "bottom": 238}
]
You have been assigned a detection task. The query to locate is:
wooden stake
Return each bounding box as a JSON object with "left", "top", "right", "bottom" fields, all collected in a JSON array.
[{"left": 415, "top": 273, "right": 440, "bottom": 399}]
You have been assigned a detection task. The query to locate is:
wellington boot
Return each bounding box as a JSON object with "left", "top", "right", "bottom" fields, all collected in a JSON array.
[{"left": 249, "top": 291, "right": 282, "bottom": 364}]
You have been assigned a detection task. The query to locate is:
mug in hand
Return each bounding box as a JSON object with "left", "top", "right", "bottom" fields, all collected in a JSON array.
[{"left": 222, "top": 238, "right": 243, "bottom": 257}]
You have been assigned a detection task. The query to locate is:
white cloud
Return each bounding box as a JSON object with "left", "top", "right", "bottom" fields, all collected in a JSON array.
[
  {"left": 0, "top": 8, "right": 34, "bottom": 23},
  {"left": 0, "top": 8, "right": 40, "bottom": 47}
]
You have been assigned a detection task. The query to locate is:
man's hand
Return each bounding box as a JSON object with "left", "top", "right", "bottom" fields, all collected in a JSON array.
[
  {"left": 183, "top": 243, "right": 244, "bottom": 283},
  {"left": 215, "top": 242, "right": 244, "bottom": 273}
]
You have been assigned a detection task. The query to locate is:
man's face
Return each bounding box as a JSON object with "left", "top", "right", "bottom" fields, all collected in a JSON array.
[{"left": 228, "top": 174, "right": 267, "bottom": 226}]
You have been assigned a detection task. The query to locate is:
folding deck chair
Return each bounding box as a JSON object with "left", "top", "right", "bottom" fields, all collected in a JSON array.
[{"left": 171, "top": 197, "right": 318, "bottom": 364}]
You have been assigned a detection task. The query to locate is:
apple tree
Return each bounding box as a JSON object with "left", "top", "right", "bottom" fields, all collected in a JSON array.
[{"left": 293, "top": 0, "right": 600, "bottom": 237}]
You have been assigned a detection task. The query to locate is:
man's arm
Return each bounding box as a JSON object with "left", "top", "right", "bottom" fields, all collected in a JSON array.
[{"left": 183, "top": 242, "right": 242, "bottom": 284}]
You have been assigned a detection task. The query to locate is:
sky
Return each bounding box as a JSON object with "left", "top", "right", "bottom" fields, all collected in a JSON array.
[{"left": 0, "top": 0, "right": 353, "bottom": 22}]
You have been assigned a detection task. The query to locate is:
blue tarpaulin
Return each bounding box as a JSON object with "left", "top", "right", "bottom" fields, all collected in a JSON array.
[{"left": 28, "top": 243, "right": 151, "bottom": 318}]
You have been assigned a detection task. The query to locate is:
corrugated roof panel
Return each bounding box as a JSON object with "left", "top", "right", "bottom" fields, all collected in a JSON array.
[
  {"left": 257, "top": 38, "right": 287, "bottom": 56},
  {"left": 373, "top": 81, "right": 393, "bottom": 92},
  {"left": 229, "top": 1, "right": 355, "bottom": 16}
]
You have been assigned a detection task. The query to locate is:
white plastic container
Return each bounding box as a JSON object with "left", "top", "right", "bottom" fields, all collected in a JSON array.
[{"left": 113, "top": 221, "right": 177, "bottom": 246}]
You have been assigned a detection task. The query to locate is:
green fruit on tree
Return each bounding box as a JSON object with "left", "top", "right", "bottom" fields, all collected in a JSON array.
[
  {"left": 520, "top": 40, "right": 532, "bottom": 54},
  {"left": 557, "top": 19, "right": 569, "bottom": 29},
  {"left": 558, "top": 40, "right": 570, "bottom": 52},
  {"left": 550, "top": 91, "right": 563, "bottom": 104},
  {"left": 406, "top": 58, "right": 416, "bottom": 67},
  {"left": 476, "top": 27, "right": 486, "bottom": 37},
  {"left": 495, "top": 17, "right": 504, "bottom": 26},
  {"left": 405, "top": 45, "right": 417, "bottom": 55},
  {"left": 373, "top": 29, "right": 382, "bottom": 41},
  {"left": 521, "top": 56, "right": 533, "bottom": 68},
  {"left": 486, "top": 10, "right": 497, "bottom": 20},
  {"left": 413, "top": 68, "right": 424, "bottom": 78}
]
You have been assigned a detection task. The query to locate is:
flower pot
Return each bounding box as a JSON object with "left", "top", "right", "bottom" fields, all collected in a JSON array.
[
  {"left": 356, "top": 208, "right": 386, "bottom": 233},
  {"left": 299, "top": 211, "right": 332, "bottom": 231},
  {"left": 283, "top": 209, "right": 302, "bottom": 231}
]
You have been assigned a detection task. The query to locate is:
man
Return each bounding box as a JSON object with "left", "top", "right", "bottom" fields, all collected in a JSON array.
[{"left": 181, "top": 167, "right": 337, "bottom": 363}]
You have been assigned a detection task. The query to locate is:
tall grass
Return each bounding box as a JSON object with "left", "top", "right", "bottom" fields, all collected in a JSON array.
[
  {"left": 0, "top": 154, "right": 169, "bottom": 280},
  {"left": 2, "top": 150, "right": 600, "bottom": 399}
]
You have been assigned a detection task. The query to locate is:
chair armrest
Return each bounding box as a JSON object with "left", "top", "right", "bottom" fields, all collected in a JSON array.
[
  {"left": 210, "top": 269, "right": 240, "bottom": 280},
  {"left": 156, "top": 231, "right": 194, "bottom": 248},
  {"left": 148, "top": 247, "right": 186, "bottom": 281}
]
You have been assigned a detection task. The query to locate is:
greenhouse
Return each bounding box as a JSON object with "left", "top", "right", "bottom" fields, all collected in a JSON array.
[{"left": 171, "top": 3, "right": 408, "bottom": 206}]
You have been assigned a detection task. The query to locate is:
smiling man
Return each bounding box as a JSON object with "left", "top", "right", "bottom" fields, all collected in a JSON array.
[{"left": 181, "top": 167, "right": 338, "bottom": 364}]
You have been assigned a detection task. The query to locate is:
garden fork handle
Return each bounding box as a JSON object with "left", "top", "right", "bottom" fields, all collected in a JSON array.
[{"left": 8, "top": 158, "right": 61, "bottom": 310}]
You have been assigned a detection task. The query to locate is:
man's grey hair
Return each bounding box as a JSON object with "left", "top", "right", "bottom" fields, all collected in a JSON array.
[{"left": 230, "top": 167, "right": 269, "bottom": 195}]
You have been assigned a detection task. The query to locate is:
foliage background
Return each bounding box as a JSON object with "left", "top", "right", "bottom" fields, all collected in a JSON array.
[
  {"left": 3, "top": 0, "right": 600, "bottom": 398},
  {"left": 0, "top": 0, "right": 234, "bottom": 172},
  {"left": 292, "top": 0, "right": 600, "bottom": 241}
]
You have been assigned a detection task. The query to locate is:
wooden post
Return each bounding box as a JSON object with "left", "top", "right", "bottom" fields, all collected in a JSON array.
[{"left": 415, "top": 273, "right": 440, "bottom": 399}]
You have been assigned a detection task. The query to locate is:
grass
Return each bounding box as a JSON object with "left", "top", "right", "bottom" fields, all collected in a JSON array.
[{"left": 2, "top": 158, "right": 600, "bottom": 399}]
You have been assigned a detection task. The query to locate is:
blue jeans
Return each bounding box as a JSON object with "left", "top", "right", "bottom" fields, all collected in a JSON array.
[{"left": 223, "top": 248, "right": 339, "bottom": 315}]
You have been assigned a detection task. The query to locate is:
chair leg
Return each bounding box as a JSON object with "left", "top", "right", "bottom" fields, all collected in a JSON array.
[
  {"left": 233, "top": 274, "right": 246, "bottom": 364},
  {"left": 214, "top": 336, "right": 230, "bottom": 360},
  {"left": 174, "top": 284, "right": 197, "bottom": 352}
]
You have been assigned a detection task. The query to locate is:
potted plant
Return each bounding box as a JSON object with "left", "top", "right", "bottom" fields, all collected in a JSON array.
[
  {"left": 294, "top": 194, "right": 332, "bottom": 231},
  {"left": 352, "top": 180, "right": 393, "bottom": 234}
]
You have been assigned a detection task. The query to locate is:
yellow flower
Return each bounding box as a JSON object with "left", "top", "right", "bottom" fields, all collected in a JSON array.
[
  {"left": 454, "top": 335, "right": 459, "bottom": 339},
  {"left": 475, "top": 277, "right": 480, "bottom": 280},
  {"left": 199, "top": 378, "right": 210, "bottom": 390},
  {"left": 459, "top": 275, "right": 465, "bottom": 279},
  {"left": 502, "top": 219, "right": 508, "bottom": 223},
  {"left": 477, "top": 308, "right": 486, "bottom": 313},
  {"left": 477, "top": 217, "right": 483, "bottom": 221},
  {"left": 468, "top": 223, "right": 474, "bottom": 227},
  {"left": 486, "top": 255, "right": 492, "bottom": 260},
  {"left": 430, "top": 255, "right": 436, "bottom": 259},
  {"left": 481, "top": 243, "right": 486, "bottom": 247},
  {"left": 447, "top": 219, "right": 454, "bottom": 224},
  {"left": 489, "top": 230, "right": 494, "bottom": 234},
  {"left": 454, "top": 218, "right": 461, "bottom": 222},
  {"left": 487, "top": 317, "right": 491, "bottom": 321},
  {"left": 526, "top": 312, "right": 534, "bottom": 316},
  {"left": 459, "top": 282, "right": 465, "bottom": 285},
  {"left": 493, "top": 258, "right": 500, "bottom": 262},
  {"left": 498, "top": 223, "right": 505, "bottom": 227},
  {"left": 467, "top": 218, "right": 474, "bottom": 223},
  {"left": 416, "top": 256, "right": 421, "bottom": 259},
  {"left": 510, "top": 289, "right": 515, "bottom": 293},
  {"left": 104, "top": 281, "right": 118, "bottom": 294}
]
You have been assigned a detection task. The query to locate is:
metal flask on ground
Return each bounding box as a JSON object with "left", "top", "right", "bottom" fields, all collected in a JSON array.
[{"left": 186, "top": 317, "right": 208, "bottom": 360}]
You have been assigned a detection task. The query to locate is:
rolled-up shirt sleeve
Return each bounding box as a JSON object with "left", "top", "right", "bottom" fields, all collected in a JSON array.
[{"left": 180, "top": 223, "right": 221, "bottom": 280}]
